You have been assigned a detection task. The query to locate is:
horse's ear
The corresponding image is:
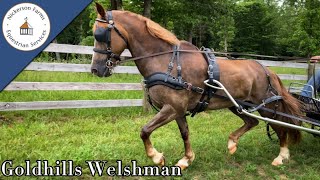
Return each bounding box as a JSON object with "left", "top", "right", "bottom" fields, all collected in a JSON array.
[{"left": 95, "top": 2, "right": 106, "bottom": 18}]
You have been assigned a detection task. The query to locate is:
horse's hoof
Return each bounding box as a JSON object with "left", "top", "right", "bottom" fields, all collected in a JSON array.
[
  {"left": 176, "top": 163, "right": 188, "bottom": 170},
  {"left": 159, "top": 155, "right": 165, "bottom": 166},
  {"left": 152, "top": 152, "right": 165, "bottom": 166},
  {"left": 271, "top": 157, "right": 283, "bottom": 166},
  {"left": 175, "top": 152, "right": 195, "bottom": 170},
  {"left": 229, "top": 146, "right": 237, "bottom": 155},
  {"left": 228, "top": 139, "right": 237, "bottom": 154},
  {"left": 175, "top": 159, "right": 189, "bottom": 170}
]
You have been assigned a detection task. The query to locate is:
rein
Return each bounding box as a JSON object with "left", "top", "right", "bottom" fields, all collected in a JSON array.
[{"left": 115, "top": 49, "right": 223, "bottom": 64}]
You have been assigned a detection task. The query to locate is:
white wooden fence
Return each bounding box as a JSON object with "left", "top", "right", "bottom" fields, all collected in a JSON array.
[{"left": 0, "top": 43, "right": 314, "bottom": 111}]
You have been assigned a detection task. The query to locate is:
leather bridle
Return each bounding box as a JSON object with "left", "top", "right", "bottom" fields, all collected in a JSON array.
[{"left": 93, "top": 11, "right": 128, "bottom": 70}]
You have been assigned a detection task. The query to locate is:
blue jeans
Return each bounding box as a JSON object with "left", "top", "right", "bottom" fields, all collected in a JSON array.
[{"left": 301, "top": 70, "right": 320, "bottom": 97}]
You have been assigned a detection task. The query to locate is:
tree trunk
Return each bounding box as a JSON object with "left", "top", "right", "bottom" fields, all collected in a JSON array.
[
  {"left": 111, "top": 0, "right": 117, "bottom": 10},
  {"left": 117, "top": 0, "right": 123, "bottom": 10},
  {"left": 188, "top": 28, "right": 193, "bottom": 43},
  {"left": 111, "top": 0, "right": 122, "bottom": 10},
  {"left": 224, "top": 36, "right": 228, "bottom": 52},
  {"left": 143, "top": 0, "right": 152, "bottom": 18},
  {"left": 199, "top": 25, "right": 202, "bottom": 47},
  {"left": 224, "top": 17, "right": 228, "bottom": 52}
]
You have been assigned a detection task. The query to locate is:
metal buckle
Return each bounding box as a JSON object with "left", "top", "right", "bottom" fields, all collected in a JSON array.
[
  {"left": 186, "top": 83, "right": 192, "bottom": 91},
  {"left": 108, "top": 24, "right": 114, "bottom": 29},
  {"left": 207, "top": 64, "right": 213, "bottom": 75},
  {"left": 106, "top": 60, "right": 113, "bottom": 67},
  {"left": 197, "top": 87, "right": 204, "bottom": 94}
]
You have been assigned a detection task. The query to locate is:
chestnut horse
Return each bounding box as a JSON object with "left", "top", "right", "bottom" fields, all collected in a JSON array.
[{"left": 91, "top": 3, "right": 301, "bottom": 169}]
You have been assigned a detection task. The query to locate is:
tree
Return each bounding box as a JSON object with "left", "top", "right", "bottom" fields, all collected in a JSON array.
[
  {"left": 111, "top": 0, "right": 123, "bottom": 10},
  {"left": 277, "top": 0, "right": 320, "bottom": 56},
  {"left": 217, "top": 15, "right": 235, "bottom": 52},
  {"left": 51, "top": 0, "right": 319, "bottom": 60},
  {"left": 143, "top": 0, "right": 152, "bottom": 18},
  {"left": 299, "top": 0, "right": 320, "bottom": 56},
  {"left": 231, "top": 1, "right": 278, "bottom": 55}
]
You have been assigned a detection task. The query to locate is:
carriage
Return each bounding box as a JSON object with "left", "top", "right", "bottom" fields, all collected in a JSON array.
[{"left": 266, "top": 83, "right": 320, "bottom": 140}]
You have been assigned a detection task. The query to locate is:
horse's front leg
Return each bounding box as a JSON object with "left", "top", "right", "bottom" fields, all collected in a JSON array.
[
  {"left": 175, "top": 116, "right": 195, "bottom": 170},
  {"left": 140, "top": 104, "right": 177, "bottom": 166}
]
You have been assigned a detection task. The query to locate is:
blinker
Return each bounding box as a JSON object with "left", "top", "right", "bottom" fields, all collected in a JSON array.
[{"left": 94, "top": 27, "right": 109, "bottom": 43}]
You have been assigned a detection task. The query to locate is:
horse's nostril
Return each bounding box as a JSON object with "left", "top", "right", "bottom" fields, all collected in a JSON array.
[{"left": 91, "top": 68, "right": 98, "bottom": 75}]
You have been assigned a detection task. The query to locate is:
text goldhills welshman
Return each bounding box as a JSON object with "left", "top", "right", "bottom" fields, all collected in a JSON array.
[{"left": 1, "top": 160, "right": 181, "bottom": 177}]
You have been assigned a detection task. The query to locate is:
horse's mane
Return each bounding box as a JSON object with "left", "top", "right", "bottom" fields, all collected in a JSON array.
[{"left": 124, "top": 11, "right": 180, "bottom": 45}]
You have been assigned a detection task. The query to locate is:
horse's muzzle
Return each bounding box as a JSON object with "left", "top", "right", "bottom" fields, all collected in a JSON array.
[{"left": 91, "top": 65, "right": 112, "bottom": 77}]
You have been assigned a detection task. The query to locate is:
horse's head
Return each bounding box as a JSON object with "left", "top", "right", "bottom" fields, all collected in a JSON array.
[{"left": 91, "top": 3, "right": 128, "bottom": 77}]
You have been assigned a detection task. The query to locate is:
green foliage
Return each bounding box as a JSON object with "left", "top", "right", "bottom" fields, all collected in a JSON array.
[
  {"left": 232, "top": 1, "right": 278, "bottom": 55},
  {"left": 57, "top": 8, "right": 91, "bottom": 45},
  {"left": 299, "top": 0, "right": 320, "bottom": 56},
  {"left": 276, "top": 0, "right": 320, "bottom": 57},
  {"left": 38, "top": 0, "right": 320, "bottom": 62},
  {"left": 80, "top": 35, "right": 94, "bottom": 46},
  {"left": 148, "top": 0, "right": 230, "bottom": 49}
]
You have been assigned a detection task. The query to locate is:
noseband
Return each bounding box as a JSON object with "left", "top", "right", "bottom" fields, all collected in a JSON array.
[{"left": 93, "top": 11, "right": 128, "bottom": 69}]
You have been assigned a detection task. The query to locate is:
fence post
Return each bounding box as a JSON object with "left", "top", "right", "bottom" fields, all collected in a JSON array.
[
  {"left": 308, "top": 62, "right": 315, "bottom": 82},
  {"left": 52, "top": 39, "right": 61, "bottom": 60},
  {"left": 141, "top": 82, "right": 152, "bottom": 112}
]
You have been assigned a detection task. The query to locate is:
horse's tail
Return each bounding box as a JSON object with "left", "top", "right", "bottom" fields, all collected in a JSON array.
[{"left": 275, "top": 75, "right": 302, "bottom": 144}]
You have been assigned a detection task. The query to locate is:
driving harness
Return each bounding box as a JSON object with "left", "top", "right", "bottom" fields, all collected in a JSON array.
[
  {"left": 93, "top": 10, "right": 283, "bottom": 117},
  {"left": 144, "top": 46, "right": 220, "bottom": 116}
]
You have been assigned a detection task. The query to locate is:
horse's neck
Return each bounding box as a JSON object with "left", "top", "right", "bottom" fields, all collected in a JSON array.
[{"left": 116, "top": 13, "right": 173, "bottom": 77}]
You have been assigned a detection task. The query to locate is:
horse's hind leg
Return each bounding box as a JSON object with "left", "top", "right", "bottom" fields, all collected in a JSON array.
[
  {"left": 140, "top": 104, "right": 177, "bottom": 166},
  {"left": 268, "top": 124, "right": 289, "bottom": 166},
  {"left": 175, "top": 116, "right": 195, "bottom": 170},
  {"left": 227, "top": 106, "right": 259, "bottom": 154},
  {"left": 259, "top": 109, "right": 290, "bottom": 166}
]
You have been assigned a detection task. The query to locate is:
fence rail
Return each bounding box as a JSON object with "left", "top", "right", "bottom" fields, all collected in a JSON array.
[
  {"left": 1, "top": 43, "right": 314, "bottom": 111},
  {"left": 256, "top": 60, "right": 309, "bottom": 69},
  {"left": 43, "top": 43, "right": 315, "bottom": 69},
  {"left": 25, "top": 62, "right": 309, "bottom": 81},
  {"left": 25, "top": 62, "right": 140, "bottom": 74},
  {"left": 0, "top": 99, "right": 143, "bottom": 111},
  {"left": 44, "top": 43, "right": 132, "bottom": 57},
  {"left": 5, "top": 82, "right": 142, "bottom": 91}
]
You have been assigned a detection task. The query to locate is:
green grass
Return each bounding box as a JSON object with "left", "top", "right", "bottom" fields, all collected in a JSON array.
[
  {"left": 0, "top": 66, "right": 318, "bottom": 179},
  {"left": 15, "top": 71, "right": 143, "bottom": 83},
  {"left": 269, "top": 67, "right": 307, "bottom": 75},
  {"left": 0, "top": 91, "right": 142, "bottom": 102},
  {"left": 269, "top": 67, "right": 307, "bottom": 86},
  {"left": 1, "top": 110, "right": 320, "bottom": 179},
  {"left": 0, "top": 71, "right": 143, "bottom": 102}
]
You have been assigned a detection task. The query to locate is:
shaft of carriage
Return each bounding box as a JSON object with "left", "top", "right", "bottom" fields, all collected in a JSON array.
[{"left": 204, "top": 79, "right": 320, "bottom": 136}]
